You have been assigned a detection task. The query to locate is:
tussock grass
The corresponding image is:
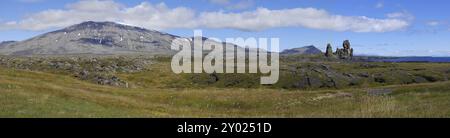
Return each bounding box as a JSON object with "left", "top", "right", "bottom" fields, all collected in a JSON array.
[{"left": 1, "top": 67, "right": 449, "bottom": 117}]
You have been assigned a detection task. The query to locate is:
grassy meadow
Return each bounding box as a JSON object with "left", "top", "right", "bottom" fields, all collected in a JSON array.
[{"left": 1, "top": 59, "right": 449, "bottom": 117}]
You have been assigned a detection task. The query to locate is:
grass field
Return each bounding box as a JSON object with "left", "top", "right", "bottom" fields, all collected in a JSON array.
[{"left": 1, "top": 65, "right": 449, "bottom": 117}]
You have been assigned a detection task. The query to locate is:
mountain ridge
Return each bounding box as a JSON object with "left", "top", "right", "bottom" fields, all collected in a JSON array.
[{"left": 280, "top": 45, "right": 323, "bottom": 55}]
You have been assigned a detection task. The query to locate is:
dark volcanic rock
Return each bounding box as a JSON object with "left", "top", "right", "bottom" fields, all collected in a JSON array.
[
  {"left": 373, "top": 74, "right": 386, "bottom": 83},
  {"left": 279, "top": 63, "right": 359, "bottom": 89},
  {"left": 357, "top": 72, "right": 370, "bottom": 78},
  {"left": 0, "top": 55, "right": 152, "bottom": 87},
  {"left": 413, "top": 76, "right": 428, "bottom": 83},
  {"left": 335, "top": 40, "right": 353, "bottom": 59}
]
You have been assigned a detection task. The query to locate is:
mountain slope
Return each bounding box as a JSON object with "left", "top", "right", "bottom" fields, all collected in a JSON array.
[
  {"left": 0, "top": 21, "right": 179, "bottom": 55},
  {"left": 280, "top": 45, "right": 323, "bottom": 55},
  {"left": 0, "top": 21, "right": 253, "bottom": 56}
]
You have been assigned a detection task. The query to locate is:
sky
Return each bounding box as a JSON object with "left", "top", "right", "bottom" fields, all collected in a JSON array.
[{"left": 0, "top": 0, "right": 449, "bottom": 56}]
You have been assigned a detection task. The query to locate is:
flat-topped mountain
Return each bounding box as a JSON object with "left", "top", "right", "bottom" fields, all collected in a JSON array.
[
  {"left": 0, "top": 21, "right": 180, "bottom": 55},
  {"left": 280, "top": 45, "right": 323, "bottom": 55}
]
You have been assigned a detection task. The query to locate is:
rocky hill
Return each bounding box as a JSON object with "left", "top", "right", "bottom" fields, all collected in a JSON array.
[
  {"left": 280, "top": 45, "right": 323, "bottom": 55},
  {"left": 0, "top": 21, "right": 180, "bottom": 55}
]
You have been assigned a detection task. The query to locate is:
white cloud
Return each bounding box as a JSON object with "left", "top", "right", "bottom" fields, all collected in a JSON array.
[
  {"left": 0, "top": 1, "right": 197, "bottom": 31},
  {"left": 0, "top": 0, "right": 411, "bottom": 32},
  {"left": 375, "top": 2, "right": 384, "bottom": 8},
  {"left": 200, "top": 8, "right": 410, "bottom": 32}
]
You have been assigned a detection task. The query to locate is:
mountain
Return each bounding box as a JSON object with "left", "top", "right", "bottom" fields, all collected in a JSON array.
[
  {"left": 0, "top": 21, "right": 181, "bottom": 55},
  {"left": 280, "top": 45, "right": 323, "bottom": 55},
  {"left": 0, "top": 21, "right": 254, "bottom": 56}
]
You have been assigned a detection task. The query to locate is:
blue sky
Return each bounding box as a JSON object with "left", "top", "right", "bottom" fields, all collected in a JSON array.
[{"left": 0, "top": 0, "right": 449, "bottom": 56}]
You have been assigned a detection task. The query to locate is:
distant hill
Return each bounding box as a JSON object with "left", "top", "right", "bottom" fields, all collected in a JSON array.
[{"left": 280, "top": 45, "right": 323, "bottom": 55}]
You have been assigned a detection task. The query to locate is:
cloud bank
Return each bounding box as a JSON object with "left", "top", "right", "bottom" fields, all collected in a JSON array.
[{"left": 0, "top": 0, "right": 411, "bottom": 32}]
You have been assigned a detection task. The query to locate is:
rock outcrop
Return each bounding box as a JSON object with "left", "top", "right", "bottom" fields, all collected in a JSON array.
[
  {"left": 325, "top": 43, "right": 334, "bottom": 57},
  {"left": 0, "top": 55, "right": 152, "bottom": 87},
  {"left": 324, "top": 40, "right": 354, "bottom": 59}
]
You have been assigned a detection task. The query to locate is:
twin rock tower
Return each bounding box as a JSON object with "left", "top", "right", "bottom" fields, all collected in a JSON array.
[{"left": 325, "top": 40, "right": 354, "bottom": 59}]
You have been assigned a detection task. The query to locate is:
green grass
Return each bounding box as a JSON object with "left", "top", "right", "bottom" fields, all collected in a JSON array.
[{"left": 1, "top": 66, "right": 449, "bottom": 117}]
